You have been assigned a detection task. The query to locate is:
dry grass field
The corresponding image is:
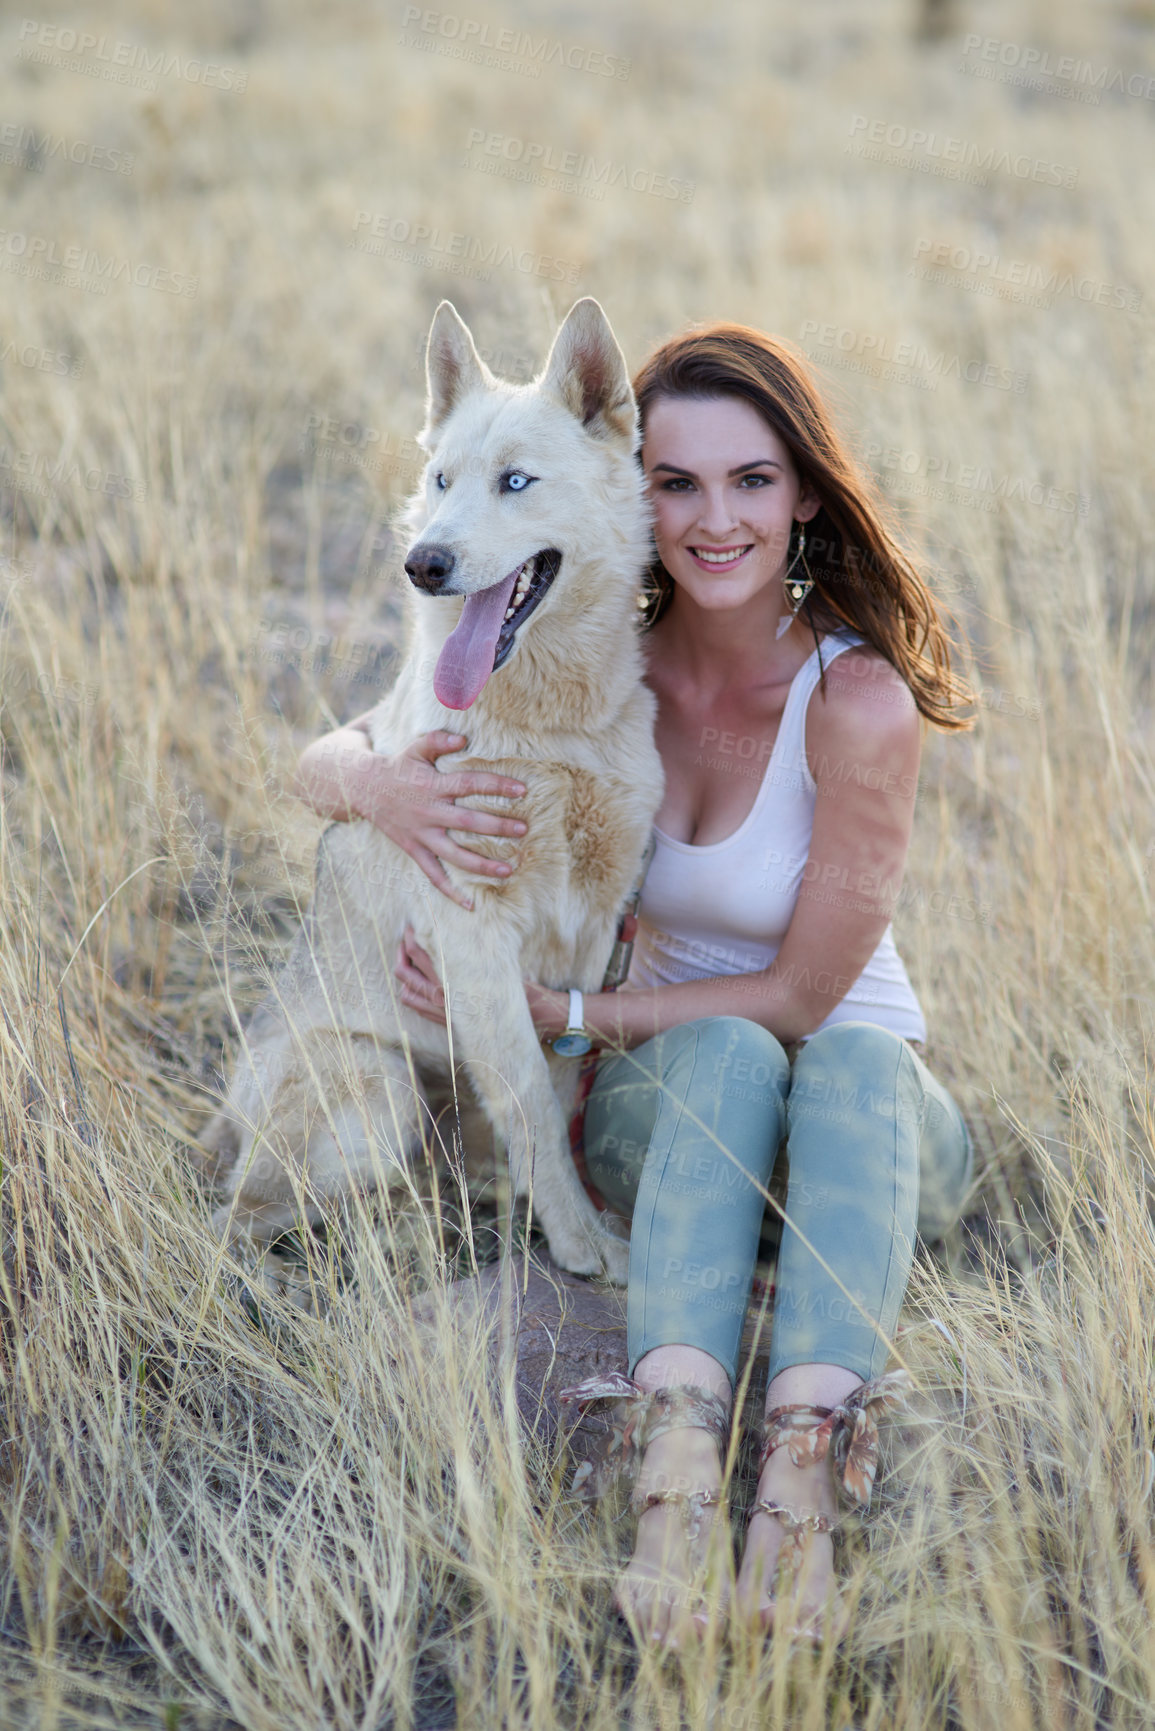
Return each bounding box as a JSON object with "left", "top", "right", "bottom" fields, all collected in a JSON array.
[{"left": 1, "top": 0, "right": 1154, "bottom": 1723}]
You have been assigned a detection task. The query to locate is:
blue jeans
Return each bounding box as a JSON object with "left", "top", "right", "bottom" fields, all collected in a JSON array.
[{"left": 582, "top": 1017, "right": 974, "bottom": 1390}]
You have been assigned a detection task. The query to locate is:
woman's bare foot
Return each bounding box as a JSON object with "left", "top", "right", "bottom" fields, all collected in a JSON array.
[
  {"left": 613, "top": 1345, "right": 733, "bottom": 1652},
  {"left": 733, "top": 1364, "right": 863, "bottom": 1645},
  {"left": 614, "top": 1425, "right": 731, "bottom": 1651},
  {"left": 733, "top": 1436, "right": 848, "bottom": 1643}
]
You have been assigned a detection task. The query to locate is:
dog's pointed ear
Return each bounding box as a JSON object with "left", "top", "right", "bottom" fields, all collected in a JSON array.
[
  {"left": 540, "top": 298, "right": 638, "bottom": 447},
  {"left": 420, "top": 302, "right": 490, "bottom": 445}
]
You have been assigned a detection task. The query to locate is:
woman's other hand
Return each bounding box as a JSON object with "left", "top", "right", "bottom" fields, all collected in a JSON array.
[
  {"left": 394, "top": 928, "right": 569, "bottom": 1042},
  {"left": 394, "top": 925, "right": 447, "bottom": 1023}
]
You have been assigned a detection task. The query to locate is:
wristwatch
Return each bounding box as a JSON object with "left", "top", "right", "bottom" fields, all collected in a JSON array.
[{"left": 549, "top": 988, "right": 593, "bottom": 1057}]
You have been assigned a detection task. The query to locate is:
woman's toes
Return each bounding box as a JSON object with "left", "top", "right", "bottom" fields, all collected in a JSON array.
[
  {"left": 614, "top": 1497, "right": 730, "bottom": 1650},
  {"left": 614, "top": 1565, "right": 677, "bottom": 1649},
  {"left": 734, "top": 1511, "right": 783, "bottom": 1613},
  {"left": 734, "top": 1509, "right": 841, "bottom": 1643}
]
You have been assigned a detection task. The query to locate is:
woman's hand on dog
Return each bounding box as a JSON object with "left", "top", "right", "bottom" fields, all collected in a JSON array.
[
  {"left": 381, "top": 734, "right": 529, "bottom": 912},
  {"left": 395, "top": 925, "right": 448, "bottom": 1022},
  {"left": 396, "top": 925, "right": 567, "bottom": 1041},
  {"left": 297, "top": 723, "right": 529, "bottom": 912}
]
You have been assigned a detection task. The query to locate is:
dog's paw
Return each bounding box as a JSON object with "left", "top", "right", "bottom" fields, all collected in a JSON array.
[
  {"left": 190, "top": 1110, "right": 243, "bottom": 1178},
  {"left": 596, "top": 1228, "right": 630, "bottom": 1286},
  {"left": 546, "top": 1219, "right": 630, "bottom": 1286},
  {"left": 210, "top": 1199, "right": 251, "bottom": 1245},
  {"left": 546, "top": 1236, "right": 605, "bottom": 1280},
  {"left": 211, "top": 1195, "right": 301, "bottom": 1247}
]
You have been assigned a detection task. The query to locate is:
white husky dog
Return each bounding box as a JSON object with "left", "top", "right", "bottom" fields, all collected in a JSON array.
[{"left": 198, "top": 297, "right": 663, "bottom": 1282}]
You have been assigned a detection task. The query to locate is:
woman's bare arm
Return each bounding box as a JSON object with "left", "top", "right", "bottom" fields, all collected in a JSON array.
[
  {"left": 528, "top": 654, "right": 923, "bottom": 1048},
  {"left": 293, "top": 715, "right": 529, "bottom": 910},
  {"left": 292, "top": 714, "right": 377, "bottom": 822}
]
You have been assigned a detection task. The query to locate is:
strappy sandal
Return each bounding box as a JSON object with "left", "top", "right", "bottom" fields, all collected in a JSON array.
[
  {"left": 746, "top": 1367, "right": 915, "bottom": 1647},
  {"left": 559, "top": 1371, "right": 732, "bottom": 1641}
]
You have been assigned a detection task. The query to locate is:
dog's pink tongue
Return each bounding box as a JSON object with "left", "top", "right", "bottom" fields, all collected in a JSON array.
[{"left": 433, "top": 567, "right": 521, "bottom": 710}]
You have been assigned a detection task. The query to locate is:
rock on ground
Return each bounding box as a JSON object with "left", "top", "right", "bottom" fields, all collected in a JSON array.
[{"left": 407, "top": 1254, "right": 780, "bottom": 1484}]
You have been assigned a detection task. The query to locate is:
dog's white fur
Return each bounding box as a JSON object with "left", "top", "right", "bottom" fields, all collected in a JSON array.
[{"left": 197, "top": 298, "right": 663, "bottom": 1281}]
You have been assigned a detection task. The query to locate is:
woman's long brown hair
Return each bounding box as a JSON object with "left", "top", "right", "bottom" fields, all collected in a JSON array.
[{"left": 631, "top": 321, "right": 975, "bottom": 731}]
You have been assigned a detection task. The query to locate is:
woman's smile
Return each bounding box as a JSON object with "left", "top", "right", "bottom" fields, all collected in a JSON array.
[{"left": 688, "top": 544, "right": 755, "bottom": 570}]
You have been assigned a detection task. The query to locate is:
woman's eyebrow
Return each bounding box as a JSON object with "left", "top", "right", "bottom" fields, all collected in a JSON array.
[{"left": 649, "top": 458, "right": 785, "bottom": 477}]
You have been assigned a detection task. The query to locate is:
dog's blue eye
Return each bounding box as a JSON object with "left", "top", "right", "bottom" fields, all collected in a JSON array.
[
  {"left": 503, "top": 470, "right": 534, "bottom": 492},
  {"left": 435, "top": 472, "right": 447, "bottom": 489}
]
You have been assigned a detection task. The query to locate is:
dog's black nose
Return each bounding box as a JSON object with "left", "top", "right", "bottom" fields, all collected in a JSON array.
[{"left": 404, "top": 544, "right": 457, "bottom": 592}]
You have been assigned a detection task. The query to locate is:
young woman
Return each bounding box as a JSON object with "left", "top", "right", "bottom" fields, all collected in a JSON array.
[{"left": 294, "top": 323, "right": 975, "bottom": 1651}]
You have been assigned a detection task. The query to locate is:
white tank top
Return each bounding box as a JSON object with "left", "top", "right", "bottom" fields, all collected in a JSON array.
[{"left": 625, "top": 627, "right": 927, "bottom": 1045}]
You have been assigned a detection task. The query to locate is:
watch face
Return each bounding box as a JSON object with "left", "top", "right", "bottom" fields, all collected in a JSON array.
[{"left": 552, "top": 1032, "right": 593, "bottom": 1057}]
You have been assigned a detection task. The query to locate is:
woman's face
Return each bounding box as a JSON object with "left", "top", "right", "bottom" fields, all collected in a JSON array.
[{"left": 641, "top": 393, "right": 820, "bottom": 618}]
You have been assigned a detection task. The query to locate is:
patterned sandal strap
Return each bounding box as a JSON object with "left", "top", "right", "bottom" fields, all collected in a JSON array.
[
  {"left": 829, "top": 1368, "right": 915, "bottom": 1507},
  {"left": 630, "top": 1484, "right": 726, "bottom": 1545},
  {"left": 751, "top": 1499, "right": 836, "bottom": 1536},
  {"left": 751, "top": 1499, "right": 838, "bottom": 1578},
  {"left": 559, "top": 1372, "right": 731, "bottom": 1502},
  {"left": 758, "top": 1369, "right": 917, "bottom": 1509},
  {"left": 758, "top": 1402, "right": 838, "bottom": 1476}
]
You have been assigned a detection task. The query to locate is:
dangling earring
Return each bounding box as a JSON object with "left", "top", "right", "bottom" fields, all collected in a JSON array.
[
  {"left": 636, "top": 548, "right": 673, "bottom": 627},
  {"left": 776, "top": 522, "right": 815, "bottom": 638},
  {"left": 783, "top": 523, "right": 814, "bottom": 613}
]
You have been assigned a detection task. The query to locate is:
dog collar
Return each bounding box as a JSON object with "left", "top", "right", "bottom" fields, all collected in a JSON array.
[{"left": 550, "top": 988, "right": 593, "bottom": 1057}]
